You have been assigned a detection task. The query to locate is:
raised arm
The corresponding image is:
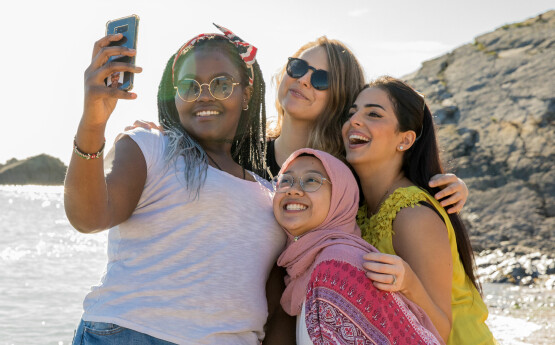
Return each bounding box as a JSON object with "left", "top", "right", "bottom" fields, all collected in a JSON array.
[
  {"left": 64, "top": 34, "right": 144, "bottom": 233},
  {"left": 363, "top": 206, "right": 453, "bottom": 342}
]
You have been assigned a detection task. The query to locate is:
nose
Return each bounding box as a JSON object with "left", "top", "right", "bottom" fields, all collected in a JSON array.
[
  {"left": 297, "top": 70, "right": 313, "bottom": 89},
  {"left": 348, "top": 110, "right": 363, "bottom": 127},
  {"left": 286, "top": 180, "right": 304, "bottom": 196},
  {"left": 197, "top": 83, "right": 215, "bottom": 101}
]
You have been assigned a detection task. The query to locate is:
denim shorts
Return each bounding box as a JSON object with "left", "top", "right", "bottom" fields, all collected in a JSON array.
[{"left": 72, "top": 319, "right": 176, "bottom": 345}]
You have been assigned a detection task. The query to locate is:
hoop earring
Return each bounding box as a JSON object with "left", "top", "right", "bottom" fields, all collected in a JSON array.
[{"left": 243, "top": 104, "right": 249, "bottom": 111}]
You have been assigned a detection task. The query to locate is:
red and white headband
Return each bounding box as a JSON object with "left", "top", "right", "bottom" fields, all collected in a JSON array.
[{"left": 171, "top": 24, "right": 257, "bottom": 86}]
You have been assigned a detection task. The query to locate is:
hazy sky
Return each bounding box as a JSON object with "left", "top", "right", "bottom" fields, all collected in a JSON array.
[{"left": 0, "top": 0, "right": 552, "bottom": 165}]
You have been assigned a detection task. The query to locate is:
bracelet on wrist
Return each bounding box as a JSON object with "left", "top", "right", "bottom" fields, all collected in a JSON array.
[{"left": 73, "top": 137, "right": 106, "bottom": 160}]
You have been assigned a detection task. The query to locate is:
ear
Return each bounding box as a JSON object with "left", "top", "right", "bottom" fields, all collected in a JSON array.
[
  {"left": 397, "top": 130, "right": 417, "bottom": 152},
  {"left": 242, "top": 85, "right": 254, "bottom": 109}
]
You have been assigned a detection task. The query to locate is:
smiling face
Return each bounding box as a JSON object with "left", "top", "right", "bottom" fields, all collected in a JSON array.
[
  {"left": 174, "top": 49, "right": 249, "bottom": 145},
  {"left": 277, "top": 46, "right": 330, "bottom": 123},
  {"left": 342, "top": 87, "right": 406, "bottom": 167},
  {"left": 273, "top": 156, "right": 332, "bottom": 238}
]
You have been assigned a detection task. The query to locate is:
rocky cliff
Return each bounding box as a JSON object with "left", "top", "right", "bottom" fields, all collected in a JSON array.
[
  {"left": 403, "top": 11, "right": 554, "bottom": 283},
  {"left": 0, "top": 154, "right": 67, "bottom": 185}
]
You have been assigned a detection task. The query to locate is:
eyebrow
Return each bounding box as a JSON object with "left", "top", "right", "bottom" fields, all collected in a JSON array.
[
  {"left": 350, "top": 103, "right": 385, "bottom": 110},
  {"left": 177, "top": 72, "right": 235, "bottom": 81},
  {"left": 282, "top": 169, "right": 325, "bottom": 175}
]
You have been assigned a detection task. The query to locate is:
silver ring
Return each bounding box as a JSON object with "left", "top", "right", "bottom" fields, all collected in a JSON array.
[{"left": 391, "top": 274, "right": 397, "bottom": 285}]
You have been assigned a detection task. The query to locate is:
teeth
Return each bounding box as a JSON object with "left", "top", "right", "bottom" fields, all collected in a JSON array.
[
  {"left": 196, "top": 110, "right": 220, "bottom": 117},
  {"left": 349, "top": 134, "right": 370, "bottom": 144},
  {"left": 285, "top": 203, "right": 308, "bottom": 211}
]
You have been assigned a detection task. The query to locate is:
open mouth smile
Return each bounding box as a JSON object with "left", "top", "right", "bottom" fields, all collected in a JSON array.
[
  {"left": 195, "top": 110, "right": 221, "bottom": 117},
  {"left": 348, "top": 133, "right": 371, "bottom": 147},
  {"left": 284, "top": 202, "right": 308, "bottom": 211}
]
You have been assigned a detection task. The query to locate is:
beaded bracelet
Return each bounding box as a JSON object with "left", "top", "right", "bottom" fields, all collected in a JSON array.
[{"left": 73, "top": 138, "right": 106, "bottom": 160}]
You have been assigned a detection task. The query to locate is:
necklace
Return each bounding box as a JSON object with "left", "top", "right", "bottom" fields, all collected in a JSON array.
[
  {"left": 205, "top": 152, "right": 246, "bottom": 180},
  {"left": 205, "top": 152, "right": 223, "bottom": 171},
  {"left": 369, "top": 189, "right": 391, "bottom": 216},
  {"left": 369, "top": 176, "right": 403, "bottom": 216}
]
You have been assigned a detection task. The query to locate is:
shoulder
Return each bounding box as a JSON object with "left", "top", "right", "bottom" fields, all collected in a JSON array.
[
  {"left": 394, "top": 204, "right": 447, "bottom": 235},
  {"left": 360, "top": 186, "right": 429, "bottom": 240},
  {"left": 123, "top": 127, "right": 165, "bottom": 147},
  {"left": 393, "top": 197, "right": 450, "bottom": 256},
  {"left": 249, "top": 170, "right": 274, "bottom": 191},
  {"left": 120, "top": 128, "right": 166, "bottom": 168},
  {"left": 384, "top": 186, "right": 429, "bottom": 211}
]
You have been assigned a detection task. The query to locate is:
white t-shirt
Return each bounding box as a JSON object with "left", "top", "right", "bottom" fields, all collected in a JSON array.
[{"left": 81, "top": 128, "right": 286, "bottom": 345}]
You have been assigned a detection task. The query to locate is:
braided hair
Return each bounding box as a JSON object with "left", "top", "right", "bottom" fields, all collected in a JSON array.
[{"left": 157, "top": 37, "right": 266, "bottom": 196}]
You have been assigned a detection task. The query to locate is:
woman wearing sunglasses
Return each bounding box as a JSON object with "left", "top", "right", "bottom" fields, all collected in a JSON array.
[
  {"left": 267, "top": 38, "right": 468, "bottom": 212},
  {"left": 65, "top": 25, "right": 290, "bottom": 344}
]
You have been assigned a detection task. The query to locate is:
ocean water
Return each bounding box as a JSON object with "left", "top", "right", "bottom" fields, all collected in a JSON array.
[{"left": 1, "top": 186, "right": 553, "bottom": 345}]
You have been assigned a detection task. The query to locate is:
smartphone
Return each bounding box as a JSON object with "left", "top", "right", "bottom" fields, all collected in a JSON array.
[{"left": 105, "top": 14, "right": 139, "bottom": 91}]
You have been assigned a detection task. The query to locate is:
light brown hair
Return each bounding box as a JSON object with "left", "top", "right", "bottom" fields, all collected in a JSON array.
[{"left": 269, "top": 37, "right": 365, "bottom": 159}]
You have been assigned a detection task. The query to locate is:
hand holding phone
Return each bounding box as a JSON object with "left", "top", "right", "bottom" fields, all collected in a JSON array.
[{"left": 105, "top": 15, "right": 139, "bottom": 91}]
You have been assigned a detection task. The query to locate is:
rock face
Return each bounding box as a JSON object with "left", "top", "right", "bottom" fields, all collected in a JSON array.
[
  {"left": 0, "top": 154, "right": 67, "bottom": 185},
  {"left": 404, "top": 11, "right": 554, "bottom": 256}
]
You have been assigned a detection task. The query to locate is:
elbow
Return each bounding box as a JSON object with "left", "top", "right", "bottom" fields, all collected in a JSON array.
[
  {"left": 65, "top": 206, "right": 111, "bottom": 234},
  {"left": 67, "top": 218, "right": 109, "bottom": 234}
]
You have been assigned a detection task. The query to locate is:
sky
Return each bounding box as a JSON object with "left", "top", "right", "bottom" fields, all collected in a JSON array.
[{"left": 0, "top": 0, "right": 552, "bottom": 165}]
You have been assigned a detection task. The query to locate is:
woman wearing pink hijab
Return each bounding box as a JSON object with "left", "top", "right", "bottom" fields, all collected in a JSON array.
[{"left": 273, "top": 148, "right": 444, "bottom": 345}]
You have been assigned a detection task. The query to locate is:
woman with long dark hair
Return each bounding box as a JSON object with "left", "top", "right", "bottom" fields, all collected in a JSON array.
[{"left": 343, "top": 76, "right": 495, "bottom": 344}]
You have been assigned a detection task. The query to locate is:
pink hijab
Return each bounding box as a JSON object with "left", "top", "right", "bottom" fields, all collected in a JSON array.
[{"left": 276, "top": 148, "right": 380, "bottom": 316}]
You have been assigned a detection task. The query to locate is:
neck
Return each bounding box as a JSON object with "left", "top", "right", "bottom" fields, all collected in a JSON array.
[
  {"left": 273, "top": 113, "right": 313, "bottom": 167},
  {"left": 201, "top": 141, "right": 237, "bottom": 169},
  {"left": 353, "top": 158, "right": 408, "bottom": 214}
]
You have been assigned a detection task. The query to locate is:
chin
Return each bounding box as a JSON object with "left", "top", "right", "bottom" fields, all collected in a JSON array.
[{"left": 344, "top": 151, "right": 368, "bottom": 167}]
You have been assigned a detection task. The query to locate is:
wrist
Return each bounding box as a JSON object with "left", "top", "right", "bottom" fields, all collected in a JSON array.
[
  {"left": 73, "top": 137, "right": 106, "bottom": 160},
  {"left": 75, "top": 122, "right": 107, "bottom": 153},
  {"left": 78, "top": 114, "right": 108, "bottom": 133},
  {"left": 399, "top": 262, "right": 417, "bottom": 296}
]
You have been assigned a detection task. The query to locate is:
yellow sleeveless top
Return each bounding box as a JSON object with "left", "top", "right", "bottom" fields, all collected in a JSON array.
[{"left": 357, "top": 186, "right": 496, "bottom": 345}]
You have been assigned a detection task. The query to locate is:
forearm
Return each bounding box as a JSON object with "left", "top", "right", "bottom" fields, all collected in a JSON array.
[
  {"left": 402, "top": 268, "right": 452, "bottom": 341},
  {"left": 64, "top": 123, "right": 112, "bottom": 233},
  {"left": 262, "top": 265, "right": 296, "bottom": 345}
]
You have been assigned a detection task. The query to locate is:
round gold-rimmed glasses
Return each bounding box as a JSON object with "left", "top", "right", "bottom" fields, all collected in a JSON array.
[{"left": 174, "top": 76, "right": 240, "bottom": 102}]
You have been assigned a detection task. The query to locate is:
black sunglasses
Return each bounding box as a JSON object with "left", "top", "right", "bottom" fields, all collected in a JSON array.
[{"left": 286, "top": 57, "right": 329, "bottom": 90}]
